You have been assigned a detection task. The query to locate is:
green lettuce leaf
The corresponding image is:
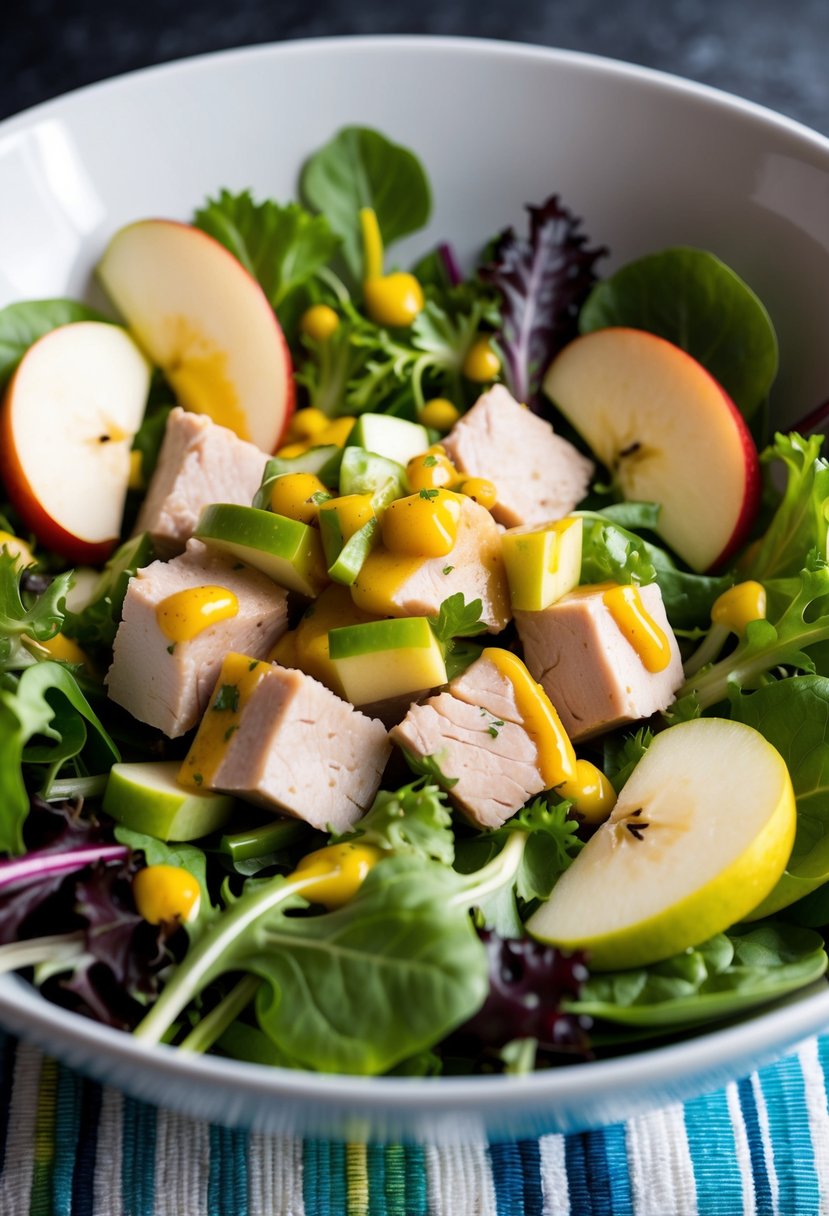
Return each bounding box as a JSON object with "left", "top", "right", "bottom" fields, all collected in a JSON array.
[
  {"left": 300, "top": 127, "right": 431, "bottom": 281},
  {"left": 63, "top": 533, "right": 154, "bottom": 651},
  {"left": 0, "top": 553, "right": 71, "bottom": 668},
  {"left": 579, "top": 247, "right": 778, "bottom": 418},
  {"left": 748, "top": 433, "right": 829, "bottom": 581},
  {"left": 566, "top": 923, "right": 826, "bottom": 1029},
  {"left": 340, "top": 779, "right": 455, "bottom": 866},
  {"left": 731, "top": 675, "right": 829, "bottom": 913},
  {"left": 0, "top": 299, "right": 112, "bottom": 388}
]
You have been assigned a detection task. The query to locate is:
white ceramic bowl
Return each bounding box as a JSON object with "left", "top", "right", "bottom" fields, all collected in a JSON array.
[{"left": 2, "top": 35, "right": 829, "bottom": 1142}]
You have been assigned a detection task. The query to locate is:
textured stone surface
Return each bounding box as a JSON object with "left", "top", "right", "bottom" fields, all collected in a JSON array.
[{"left": 2, "top": 0, "right": 827, "bottom": 134}]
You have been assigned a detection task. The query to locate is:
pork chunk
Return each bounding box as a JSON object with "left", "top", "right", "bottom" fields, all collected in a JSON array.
[
  {"left": 515, "top": 582, "right": 684, "bottom": 741},
  {"left": 135, "top": 407, "right": 269, "bottom": 556},
  {"left": 106, "top": 540, "right": 288, "bottom": 737},
  {"left": 390, "top": 653, "right": 545, "bottom": 829},
  {"left": 442, "top": 385, "right": 593, "bottom": 528},
  {"left": 186, "top": 661, "right": 390, "bottom": 832},
  {"left": 352, "top": 495, "right": 511, "bottom": 632}
]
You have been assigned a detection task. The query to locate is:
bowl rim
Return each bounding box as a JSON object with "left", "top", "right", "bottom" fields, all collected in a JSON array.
[{"left": 1, "top": 32, "right": 829, "bottom": 1114}]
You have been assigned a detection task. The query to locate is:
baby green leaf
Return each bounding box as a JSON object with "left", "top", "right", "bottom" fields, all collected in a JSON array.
[
  {"left": 579, "top": 247, "right": 778, "bottom": 418},
  {"left": 340, "top": 779, "right": 455, "bottom": 865},
  {"left": 0, "top": 299, "right": 112, "bottom": 388}
]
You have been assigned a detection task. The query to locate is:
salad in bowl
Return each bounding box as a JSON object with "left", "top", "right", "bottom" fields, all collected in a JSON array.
[{"left": 1, "top": 118, "right": 827, "bottom": 1088}]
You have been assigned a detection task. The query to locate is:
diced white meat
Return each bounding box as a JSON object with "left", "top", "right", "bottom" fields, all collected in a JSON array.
[
  {"left": 442, "top": 384, "right": 593, "bottom": 528},
  {"left": 106, "top": 539, "right": 288, "bottom": 737},
  {"left": 515, "top": 582, "right": 684, "bottom": 742},
  {"left": 134, "top": 407, "right": 269, "bottom": 556},
  {"left": 352, "top": 495, "right": 512, "bottom": 632},
  {"left": 203, "top": 665, "right": 391, "bottom": 832},
  {"left": 390, "top": 653, "right": 545, "bottom": 829}
]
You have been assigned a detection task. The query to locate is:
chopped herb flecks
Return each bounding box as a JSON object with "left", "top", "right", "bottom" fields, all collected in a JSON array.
[
  {"left": 419, "top": 488, "right": 440, "bottom": 500},
  {"left": 423, "top": 455, "right": 438, "bottom": 467},
  {"left": 213, "top": 684, "right": 240, "bottom": 713}
]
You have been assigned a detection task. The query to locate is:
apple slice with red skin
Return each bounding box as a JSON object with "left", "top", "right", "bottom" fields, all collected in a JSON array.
[
  {"left": 542, "top": 327, "right": 761, "bottom": 572},
  {"left": 97, "top": 220, "right": 295, "bottom": 453},
  {"left": 0, "top": 321, "right": 151, "bottom": 564}
]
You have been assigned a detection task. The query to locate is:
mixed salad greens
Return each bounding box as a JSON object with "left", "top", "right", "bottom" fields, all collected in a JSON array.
[{"left": 1, "top": 126, "right": 829, "bottom": 1080}]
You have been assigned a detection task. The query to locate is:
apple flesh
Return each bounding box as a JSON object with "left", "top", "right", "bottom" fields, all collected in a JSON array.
[
  {"left": 97, "top": 220, "right": 294, "bottom": 453},
  {"left": 527, "top": 718, "right": 796, "bottom": 969},
  {"left": 501, "top": 516, "right": 583, "bottom": 612},
  {"left": 328, "top": 616, "right": 447, "bottom": 705},
  {"left": 542, "top": 328, "right": 760, "bottom": 571},
  {"left": 348, "top": 414, "right": 430, "bottom": 467},
  {"left": 194, "top": 503, "right": 328, "bottom": 597},
  {"left": 103, "top": 760, "right": 234, "bottom": 841},
  {"left": 0, "top": 321, "right": 150, "bottom": 563}
]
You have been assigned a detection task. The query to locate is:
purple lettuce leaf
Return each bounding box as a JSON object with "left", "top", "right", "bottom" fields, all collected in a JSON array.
[
  {"left": 457, "top": 929, "right": 592, "bottom": 1058},
  {"left": 479, "top": 196, "right": 606, "bottom": 409}
]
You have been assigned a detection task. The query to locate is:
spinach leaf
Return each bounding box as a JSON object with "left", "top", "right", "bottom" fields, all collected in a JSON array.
[
  {"left": 194, "top": 190, "right": 340, "bottom": 329},
  {"left": 0, "top": 663, "right": 119, "bottom": 854},
  {"left": 731, "top": 675, "right": 829, "bottom": 914},
  {"left": 135, "top": 854, "right": 488, "bottom": 1075},
  {"left": 301, "top": 127, "right": 431, "bottom": 280},
  {"left": 0, "top": 299, "right": 112, "bottom": 388},
  {"left": 579, "top": 247, "right": 778, "bottom": 418},
  {"left": 566, "top": 923, "right": 826, "bottom": 1028}
]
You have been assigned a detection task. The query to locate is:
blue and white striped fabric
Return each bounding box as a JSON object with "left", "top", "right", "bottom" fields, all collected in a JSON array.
[{"left": 3, "top": 1031, "right": 829, "bottom": 1214}]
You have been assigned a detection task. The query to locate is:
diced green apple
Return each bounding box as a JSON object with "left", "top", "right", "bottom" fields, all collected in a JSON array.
[
  {"left": 338, "top": 447, "right": 407, "bottom": 500},
  {"left": 194, "top": 503, "right": 327, "bottom": 596},
  {"left": 252, "top": 445, "right": 342, "bottom": 509},
  {"left": 501, "top": 516, "right": 583, "bottom": 611},
  {"left": 103, "top": 760, "right": 234, "bottom": 841},
  {"left": 328, "top": 616, "right": 448, "bottom": 704},
  {"left": 347, "top": 414, "right": 429, "bottom": 467}
]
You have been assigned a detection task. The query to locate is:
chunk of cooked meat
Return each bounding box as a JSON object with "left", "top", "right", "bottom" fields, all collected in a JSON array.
[
  {"left": 442, "top": 384, "right": 593, "bottom": 527},
  {"left": 390, "top": 652, "right": 546, "bottom": 829},
  {"left": 106, "top": 539, "right": 288, "bottom": 737},
  {"left": 515, "top": 582, "right": 684, "bottom": 741},
  {"left": 134, "top": 407, "right": 269, "bottom": 556}
]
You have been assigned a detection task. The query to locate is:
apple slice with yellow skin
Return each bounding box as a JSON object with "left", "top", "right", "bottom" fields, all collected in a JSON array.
[
  {"left": 527, "top": 718, "right": 796, "bottom": 970},
  {"left": 0, "top": 321, "right": 150, "bottom": 564},
  {"left": 97, "top": 220, "right": 294, "bottom": 453},
  {"left": 542, "top": 328, "right": 760, "bottom": 571}
]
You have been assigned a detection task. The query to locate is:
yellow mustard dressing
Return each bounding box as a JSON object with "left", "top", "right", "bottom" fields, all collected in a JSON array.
[
  {"left": 318, "top": 494, "right": 375, "bottom": 543},
  {"left": 382, "top": 489, "right": 462, "bottom": 558},
  {"left": 133, "top": 865, "right": 201, "bottom": 925},
  {"left": 462, "top": 337, "right": 501, "bottom": 382},
  {"left": 38, "top": 632, "right": 91, "bottom": 668},
  {"left": 271, "top": 584, "right": 379, "bottom": 695},
  {"left": 406, "top": 449, "right": 457, "bottom": 493},
  {"left": 163, "top": 315, "right": 249, "bottom": 439},
  {"left": 602, "top": 583, "right": 671, "bottom": 673},
  {"left": 350, "top": 547, "right": 426, "bottom": 616},
  {"left": 418, "top": 398, "right": 460, "bottom": 431},
  {"left": 289, "top": 842, "right": 385, "bottom": 909},
  {"left": 359, "top": 208, "right": 424, "bottom": 328},
  {"left": 458, "top": 477, "right": 498, "bottom": 511},
  {"left": 269, "top": 472, "right": 330, "bottom": 524},
  {"left": 711, "top": 580, "right": 767, "bottom": 635},
  {"left": 179, "top": 653, "right": 269, "bottom": 788},
  {"left": 156, "top": 585, "right": 239, "bottom": 644},
  {"left": 299, "top": 305, "right": 339, "bottom": 343}
]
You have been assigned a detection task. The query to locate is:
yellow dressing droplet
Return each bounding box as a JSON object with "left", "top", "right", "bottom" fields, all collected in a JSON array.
[
  {"left": 360, "top": 207, "right": 385, "bottom": 281},
  {"left": 133, "top": 865, "right": 201, "bottom": 925},
  {"left": 163, "top": 316, "right": 249, "bottom": 439},
  {"left": 462, "top": 337, "right": 501, "bottom": 382},
  {"left": 285, "top": 407, "right": 330, "bottom": 442},
  {"left": 382, "top": 489, "right": 462, "bottom": 558},
  {"left": 38, "top": 632, "right": 91, "bottom": 668},
  {"left": 179, "top": 652, "right": 270, "bottom": 788},
  {"left": 458, "top": 477, "right": 497, "bottom": 511},
  {"left": 156, "top": 585, "right": 239, "bottom": 644},
  {"left": 406, "top": 450, "right": 457, "bottom": 492},
  {"left": 289, "top": 842, "right": 385, "bottom": 910},
  {"left": 482, "top": 647, "right": 577, "bottom": 790},
  {"left": 564, "top": 759, "right": 616, "bottom": 824},
  {"left": 318, "top": 494, "right": 375, "bottom": 542},
  {"left": 602, "top": 584, "right": 672, "bottom": 673},
  {"left": 269, "top": 472, "right": 330, "bottom": 524},
  {"left": 419, "top": 398, "right": 460, "bottom": 431},
  {"left": 711, "top": 580, "right": 767, "bottom": 635},
  {"left": 128, "top": 450, "right": 144, "bottom": 491},
  {"left": 299, "top": 305, "right": 339, "bottom": 343},
  {"left": 363, "top": 274, "right": 425, "bottom": 328}
]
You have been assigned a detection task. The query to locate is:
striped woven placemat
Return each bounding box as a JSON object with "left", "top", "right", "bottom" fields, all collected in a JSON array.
[{"left": 1, "top": 1031, "right": 829, "bottom": 1214}]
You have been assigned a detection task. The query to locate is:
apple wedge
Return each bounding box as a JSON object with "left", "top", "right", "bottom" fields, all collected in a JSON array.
[
  {"left": 97, "top": 220, "right": 294, "bottom": 453},
  {"left": 527, "top": 718, "right": 795, "bottom": 969},
  {"left": 543, "top": 328, "right": 760, "bottom": 571},
  {"left": 0, "top": 321, "right": 150, "bottom": 563}
]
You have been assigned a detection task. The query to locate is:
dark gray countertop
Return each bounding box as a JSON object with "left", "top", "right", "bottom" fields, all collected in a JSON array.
[{"left": 3, "top": 0, "right": 828, "bottom": 134}]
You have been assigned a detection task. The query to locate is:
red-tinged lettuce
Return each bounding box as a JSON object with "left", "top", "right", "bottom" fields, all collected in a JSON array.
[
  {"left": 457, "top": 930, "right": 591, "bottom": 1060},
  {"left": 480, "top": 196, "right": 606, "bottom": 409}
]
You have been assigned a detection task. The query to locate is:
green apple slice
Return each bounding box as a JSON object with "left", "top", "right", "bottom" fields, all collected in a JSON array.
[
  {"left": 501, "top": 516, "right": 583, "bottom": 611},
  {"left": 527, "top": 718, "right": 796, "bottom": 969},
  {"left": 348, "top": 414, "right": 429, "bottom": 467},
  {"left": 103, "top": 760, "right": 234, "bottom": 841},
  {"left": 328, "top": 616, "right": 447, "bottom": 704},
  {"left": 253, "top": 444, "right": 342, "bottom": 509},
  {"left": 338, "top": 447, "right": 407, "bottom": 500},
  {"left": 194, "top": 503, "right": 327, "bottom": 596}
]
